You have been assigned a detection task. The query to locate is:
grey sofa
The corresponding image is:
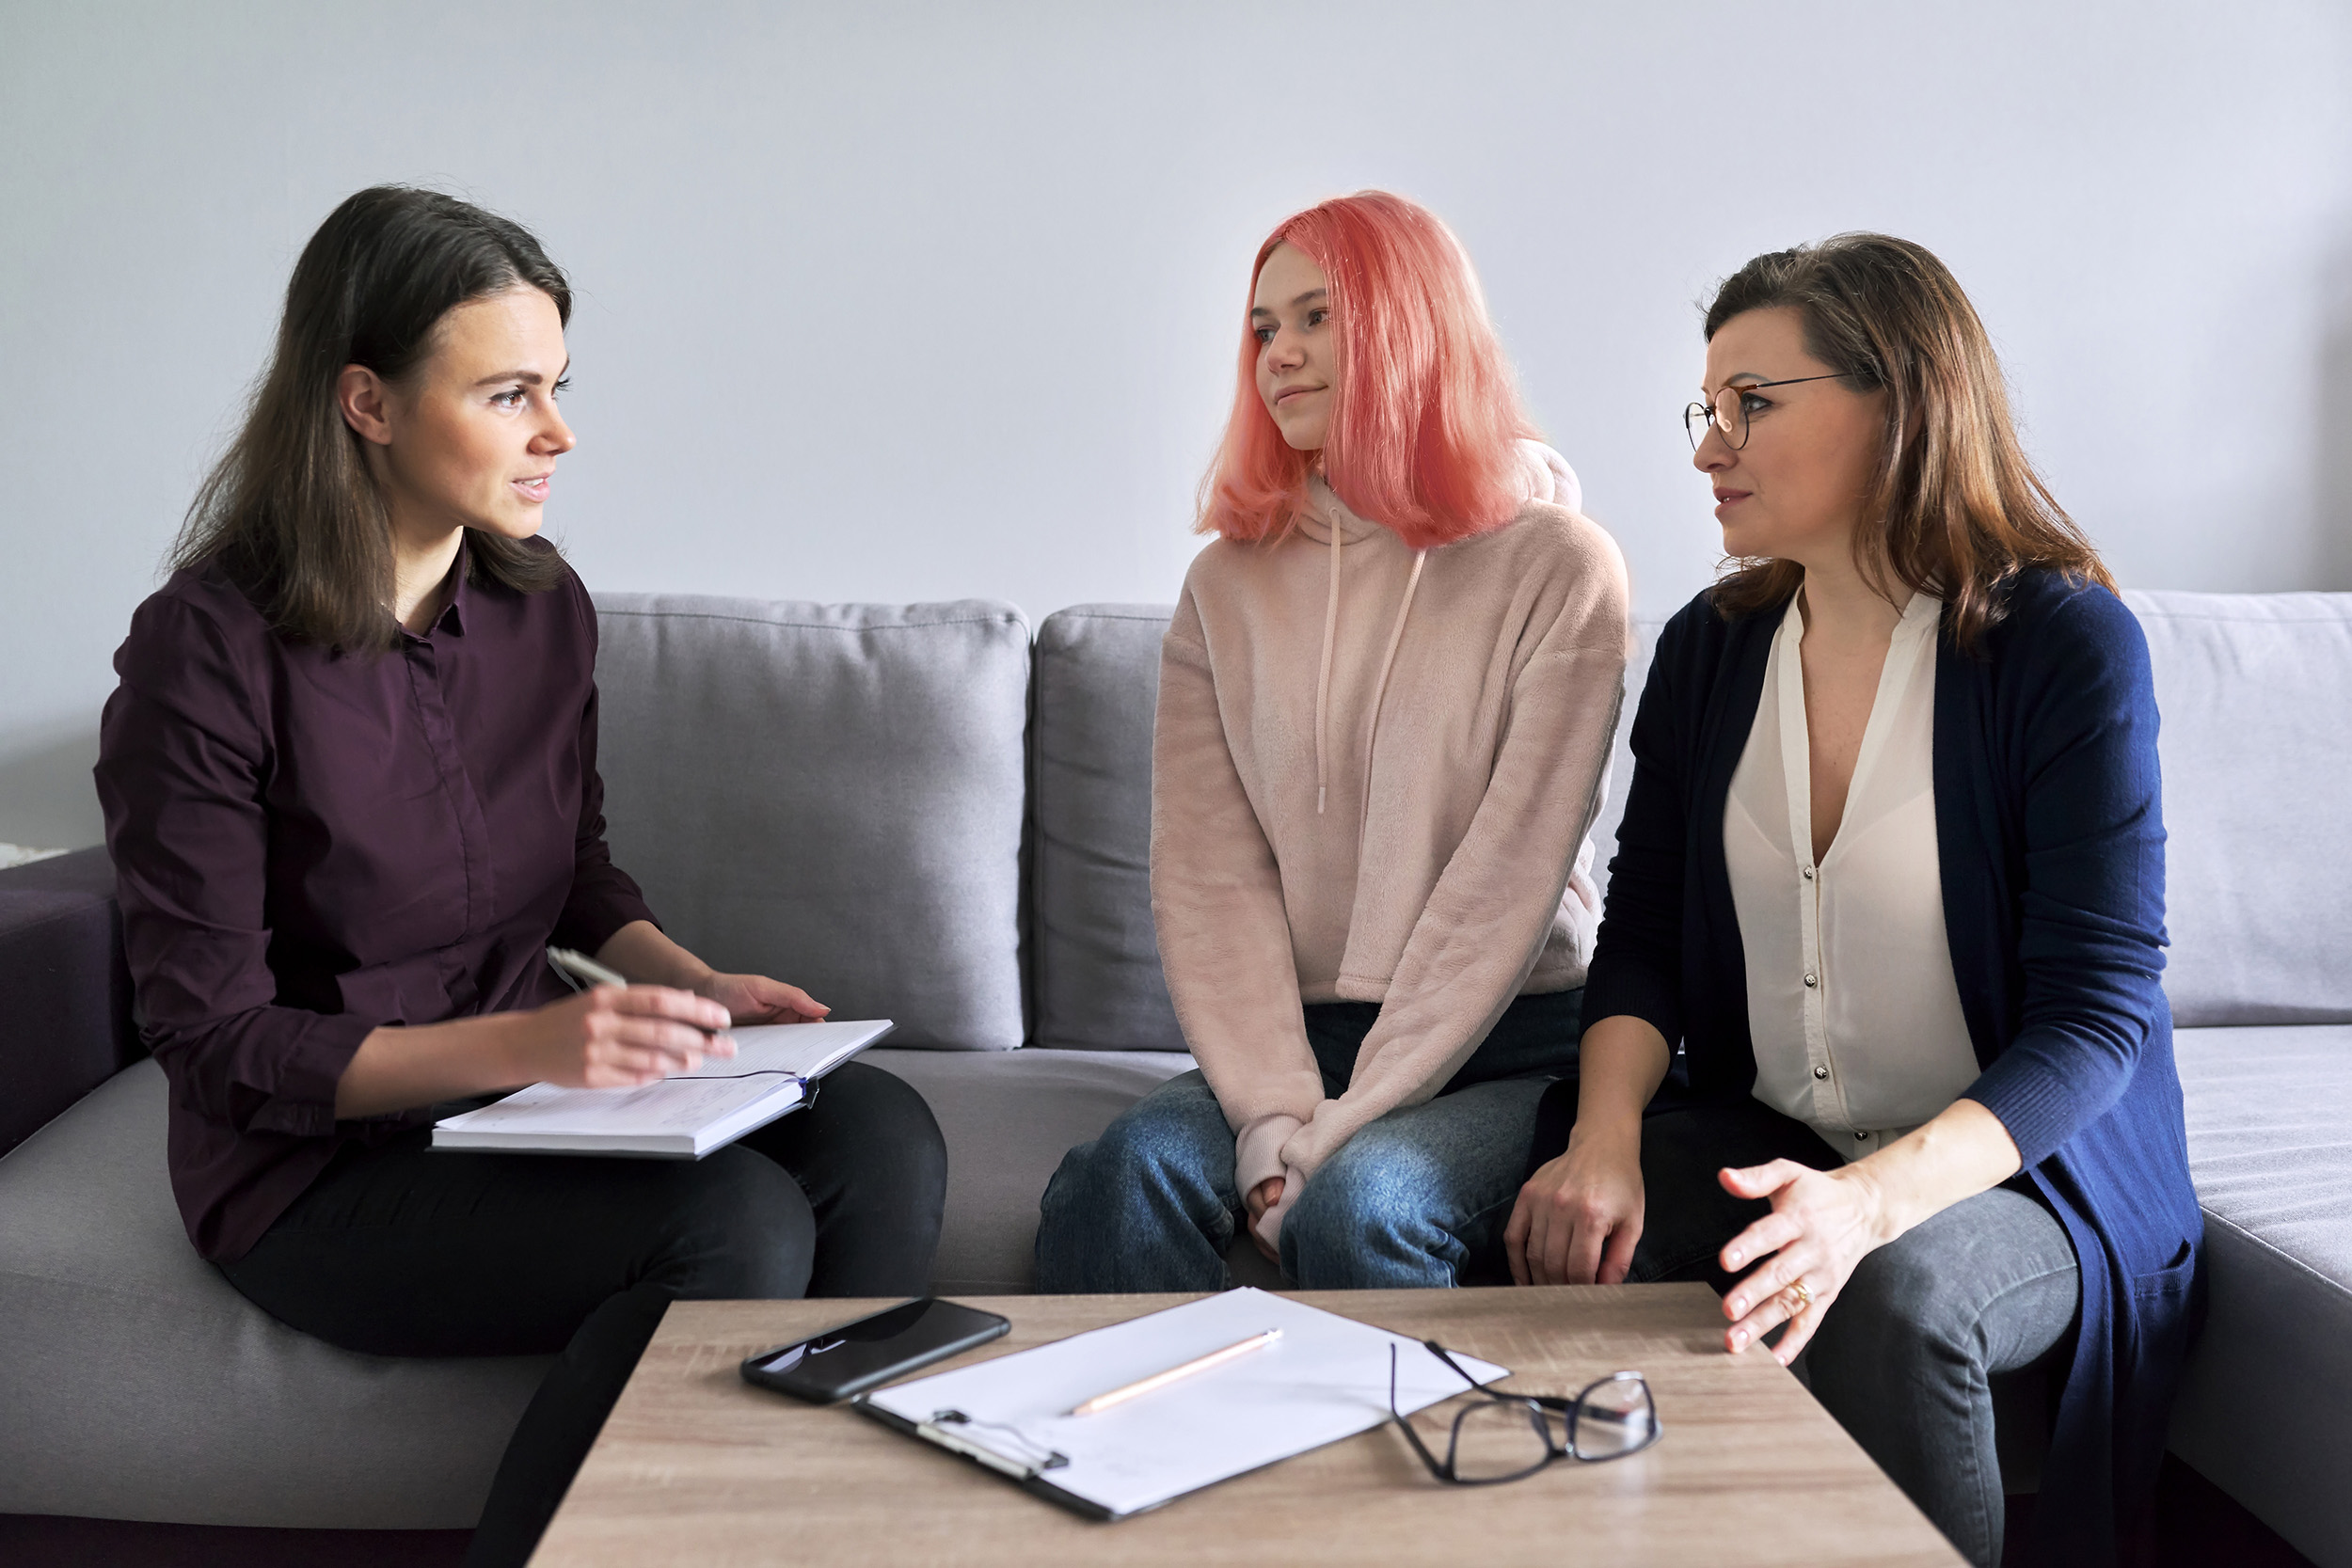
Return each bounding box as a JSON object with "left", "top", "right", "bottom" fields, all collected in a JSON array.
[{"left": 1, "top": 590, "right": 2345, "bottom": 1565}]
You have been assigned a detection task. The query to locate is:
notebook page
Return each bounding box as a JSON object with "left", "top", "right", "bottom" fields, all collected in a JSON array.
[
  {"left": 678, "top": 1019, "right": 895, "bottom": 1081},
  {"left": 436, "top": 1072, "right": 798, "bottom": 1139}
]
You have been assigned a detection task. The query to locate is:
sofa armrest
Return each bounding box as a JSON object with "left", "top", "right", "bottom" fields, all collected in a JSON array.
[{"left": 0, "top": 847, "right": 140, "bottom": 1156}]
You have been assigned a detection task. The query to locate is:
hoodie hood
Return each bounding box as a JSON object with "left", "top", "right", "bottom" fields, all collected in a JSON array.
[{"left": 1297, "top": 440, "right": 1581, "bottom": 825}]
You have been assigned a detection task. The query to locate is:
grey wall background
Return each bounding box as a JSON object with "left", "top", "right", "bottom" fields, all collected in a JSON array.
[{"left": 5, "top": 1, "right": 2349, "bottom": 849}]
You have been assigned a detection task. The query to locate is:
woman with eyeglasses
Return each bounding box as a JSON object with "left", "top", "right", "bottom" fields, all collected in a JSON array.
[
  {"left": 1036, "top": 190, "right": 1629, "bottom": 1291},
  {"left": 1505, "top": 234, "right": 2200, "bottom": 1568}
]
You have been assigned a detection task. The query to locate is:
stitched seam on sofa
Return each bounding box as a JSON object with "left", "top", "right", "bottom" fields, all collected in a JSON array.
[
  {"left": 2201, "top": 1206, "right": 2352, "bottom": 1302},
  {"left": 596, "top": 610, "right": 1026, "bottom": 634}
]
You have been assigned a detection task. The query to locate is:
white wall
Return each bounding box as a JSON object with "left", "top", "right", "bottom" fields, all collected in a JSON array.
[{"left": 5, "top": 0, "right": 2348, "bottom": 849}]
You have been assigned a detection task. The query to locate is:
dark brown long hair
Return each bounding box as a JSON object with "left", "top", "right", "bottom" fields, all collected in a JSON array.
[
  {"left": 1704, "top": 233, "right": 2111, "bottom": 650},
  {"left": 173, "top": 186, "right": 572, "bottom": 651}
]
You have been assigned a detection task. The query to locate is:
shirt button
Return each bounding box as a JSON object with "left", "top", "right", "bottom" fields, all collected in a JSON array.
[
  {"left": 1855, "top": 1130, "right": 1868, "bottom": 1141},
  {"left": 1803, "top": 973, "right": 1818, "bottom": 988},
  {"left": 1813, "top": 1065, "right": 1830, "bottom": 1080},
  {"left": 1803, "top": 866, "right": 1816, "bottom": 880}
]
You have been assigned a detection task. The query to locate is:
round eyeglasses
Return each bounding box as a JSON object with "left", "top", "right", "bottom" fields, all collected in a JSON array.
[{"left": 1683, "top": 373, "right": 1847, "bottom": 451}]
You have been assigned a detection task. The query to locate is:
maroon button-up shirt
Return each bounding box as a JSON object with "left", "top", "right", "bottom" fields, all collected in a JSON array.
[{"left": 95, "top": 544, "right": 656, "bottom": 1259}]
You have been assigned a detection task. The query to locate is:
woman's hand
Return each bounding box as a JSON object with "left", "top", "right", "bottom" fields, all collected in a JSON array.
[
  {"left": 1713, "top": 1160, "right": 1890, "bottom": 1363},
  {"left": 1714, "top": 1099, "right": 2024, "bottom": 1362},
  {"left": 511, "top": 984, "right": 736, "bottom": 1089},
  {"left": 1505, "top": 1119, "right": 1645, "bottom": 1286},
  {"left": 693, "top": 971, "right": 830, "bottom": 1027},
  {"left": 1242, "top": 1177, "right": 1284, "bottom": 1263}
]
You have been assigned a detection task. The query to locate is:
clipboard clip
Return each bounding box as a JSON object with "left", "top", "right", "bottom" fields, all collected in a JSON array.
[{"left": 922, "top": 1409, "right": 1070, "bottom": 1476}]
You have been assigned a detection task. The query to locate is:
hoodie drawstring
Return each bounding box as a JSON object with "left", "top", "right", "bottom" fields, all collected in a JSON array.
[
  {"left": 1311, "top": 512, "right": 1426, "bottom": 825},
  {"left": 1359, "top": 547, "right": 1426, "bottom": 835},
  {"left": 1314, "top": 521, "right": 1342, "bottom": 815}
]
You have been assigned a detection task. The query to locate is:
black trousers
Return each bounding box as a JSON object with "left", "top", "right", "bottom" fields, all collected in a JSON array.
[{"left": 217, "top": 1062, "right": 946, "bottom": 1568}]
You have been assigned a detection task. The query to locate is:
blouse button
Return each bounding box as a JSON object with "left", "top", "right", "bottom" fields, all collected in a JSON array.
[
  {"left": 1813, "top": 1065, "right": 1830, "bottom": 1080},
  {"left": 1804, "top": 866, "right": 1816, "bottom": 880},
  {"left": 1803, "top": 973, "right": 1818, "bottom": 988}
]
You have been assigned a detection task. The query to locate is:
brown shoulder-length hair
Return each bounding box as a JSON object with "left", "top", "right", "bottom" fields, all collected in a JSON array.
[
  {"left": 173, "top": 185, "right": 571, "bottom": 652},
  {"left": 1704, "top": 233, "right": 2111, "bottom": 650}
]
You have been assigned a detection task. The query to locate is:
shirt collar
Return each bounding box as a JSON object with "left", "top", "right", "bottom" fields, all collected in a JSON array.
[{"left": 400, "top": 537, "right": 471, "bottom": 641}]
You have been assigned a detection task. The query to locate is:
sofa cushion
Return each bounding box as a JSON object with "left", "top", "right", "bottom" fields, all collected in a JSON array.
[
  {"left": 1029, "top": 606, "right": 1184, "bottom": 1050},
  {"left": 2127, "top": 591, "right": 2352, "bottom": 1026},
  {"left": 0, "top": 1061, "right": 548, "bottom": 1528},
  {"left": 865, "top": 1045, "right": 1194, "bottom": 1292},
  {"left": 594, "top": 596, "right": 1030, "bottom": 1049},
  {"left": 0, "top": 847, "right": 138, "bottom": 1157},
  {"left": 2169, "top": 1023, "right": 2352, "bottom": 1566}
]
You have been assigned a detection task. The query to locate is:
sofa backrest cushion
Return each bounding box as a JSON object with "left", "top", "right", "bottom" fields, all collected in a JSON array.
[
  {"left": 1029, "top": 607, "right": 1185, "bottom": 1050},
  {"left": 594, "top": 596, "right": 1030, "bottom": 1050},
  {"left": 2129, "top": 590, "right": 2352, "bottom": 1027}
]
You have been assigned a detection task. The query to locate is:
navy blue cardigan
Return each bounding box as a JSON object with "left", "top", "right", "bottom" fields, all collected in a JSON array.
[{"left": 1582, "top": 570, "right": 2202, "bottom": 1565}]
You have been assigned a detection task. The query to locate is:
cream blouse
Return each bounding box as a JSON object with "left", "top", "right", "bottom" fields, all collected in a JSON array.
[{"left": 1723, "top": 592, "right": 1980, "bottom": 1161}]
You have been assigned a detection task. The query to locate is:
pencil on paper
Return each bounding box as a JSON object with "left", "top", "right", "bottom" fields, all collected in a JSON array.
[{"left": 1067, "top": 1329, "right": 1283, "bottom": 1417}]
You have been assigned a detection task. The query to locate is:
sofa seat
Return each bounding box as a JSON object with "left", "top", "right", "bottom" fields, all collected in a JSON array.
[
  {"left": 0, "top": 1060, "right": 550, "bottom": 1528},
  {"left": 2169, "top": 1023, "right": 2352, "bottom": 1567},
  {"left": 865, "top": 1046, "right": 1194, "bottom": 1293},
  {"left": 0, "top": 1045, "right": 1194, "bottom": 1528}
]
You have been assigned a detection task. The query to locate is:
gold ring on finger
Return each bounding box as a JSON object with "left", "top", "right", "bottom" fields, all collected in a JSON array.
[{"left": 1788, "top": 1279, "right": 1814, "bottom": 1309}]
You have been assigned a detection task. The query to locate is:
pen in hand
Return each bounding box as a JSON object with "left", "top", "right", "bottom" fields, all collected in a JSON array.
[{"left": 546, "top": 946, "right": 725, "bottom": 1041}]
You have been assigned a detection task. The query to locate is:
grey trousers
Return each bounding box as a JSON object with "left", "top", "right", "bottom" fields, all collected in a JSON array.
[{"left": 1622, "top": 1100, "right": 2082, "bottom": 1568}]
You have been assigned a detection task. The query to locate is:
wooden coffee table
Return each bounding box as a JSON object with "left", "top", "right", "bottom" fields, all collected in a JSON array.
[{"left": 530, "top": 1285, "right": 1962, "bottom": 1566}]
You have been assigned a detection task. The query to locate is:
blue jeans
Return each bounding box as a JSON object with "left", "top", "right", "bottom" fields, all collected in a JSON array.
[{"left": 1036, "top": 989, "right": 1581, "bottom": 1291}]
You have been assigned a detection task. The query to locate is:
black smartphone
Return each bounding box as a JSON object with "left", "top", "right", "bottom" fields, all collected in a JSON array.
[{"left": 739, "top": 1297, "right": 1010, "bottom": 1404}]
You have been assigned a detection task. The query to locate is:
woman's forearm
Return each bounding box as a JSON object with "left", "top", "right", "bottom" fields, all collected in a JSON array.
[
  {"left": 332, "top": 1012, "right": 531, "bottom": 1119},
  {"left": 1573, "top": 1014, "right": 1674, "bottom": 1139},
  {"left": 596, "top": 919, "right": 716, "bottom": 991},
  {"left": 1849, "top": 1097, "right": 2024, "bottom": 1244}
]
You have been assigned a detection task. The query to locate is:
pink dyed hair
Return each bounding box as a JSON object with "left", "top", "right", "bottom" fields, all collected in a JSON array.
[{"left": 1198, "top": 190, "right": 1540, "bottom": 550}]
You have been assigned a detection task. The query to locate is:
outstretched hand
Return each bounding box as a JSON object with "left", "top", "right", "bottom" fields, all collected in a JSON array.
[
  {"left": 1713, "top": 1159, "right": 1889, "bottom": 1364},
  {"left": 693, "top": 971, "right": 830, "bottom": 1027}
]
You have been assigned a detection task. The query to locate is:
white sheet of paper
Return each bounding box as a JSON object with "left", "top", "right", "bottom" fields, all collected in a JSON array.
[{"left": 864, "top": 1288, "right": 1507, "bottom": 1517}]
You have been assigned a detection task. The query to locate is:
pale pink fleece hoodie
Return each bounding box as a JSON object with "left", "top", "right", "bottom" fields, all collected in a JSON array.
[{"left": 1151, "top": 443, "right": 1630, "bottom": 1246}]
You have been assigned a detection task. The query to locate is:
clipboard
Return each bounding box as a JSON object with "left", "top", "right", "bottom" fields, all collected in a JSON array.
[{"left": 852, "top": 1288, "right": 1505, "bottom": 1520}]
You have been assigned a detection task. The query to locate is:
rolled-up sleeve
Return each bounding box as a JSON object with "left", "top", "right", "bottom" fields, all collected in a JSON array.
[{"left": 96, "top": 594, "right": 373, "bottom": 1139}]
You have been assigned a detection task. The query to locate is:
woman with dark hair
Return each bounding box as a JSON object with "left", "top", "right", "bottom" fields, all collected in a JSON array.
[
  {"left": 1037, "top": 191, "right": 1627, "bottom": 1291},
  {"left": 1505, "top": 235, "right": 2200, "bottom": 1567},
  {"left": 94, "top": 185, "right": 946, "bottom": 1567}
]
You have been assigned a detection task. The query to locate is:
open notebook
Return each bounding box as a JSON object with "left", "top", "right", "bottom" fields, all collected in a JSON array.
[{"left": 430, "top": 1019, "right": 892, "bottom": 1158}]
